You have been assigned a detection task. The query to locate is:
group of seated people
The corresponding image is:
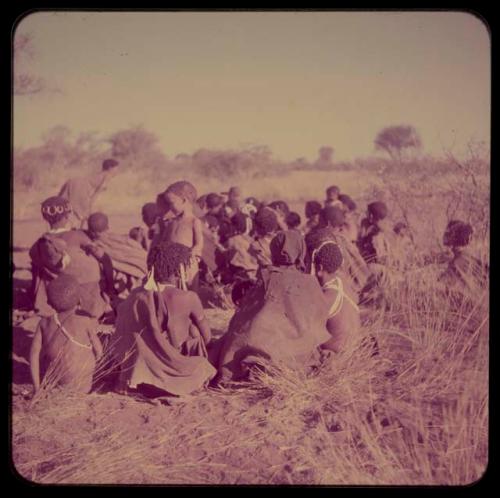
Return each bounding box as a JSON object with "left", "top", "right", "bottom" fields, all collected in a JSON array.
[{"left": 24, "top": 173, "right": 487, "bottom": 401}]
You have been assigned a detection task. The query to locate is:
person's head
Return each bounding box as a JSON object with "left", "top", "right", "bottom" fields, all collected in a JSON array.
[
  {"left": 326, "top": 185, "right": 340, "bottom": 201},
  {"left": 231, "top": 279, "right": 255, "bottom": 307},
  {"left": 305, "top": 200, "right": 322, "bottom": 221},
  {"left": 87, "top": 212, "right": 109, "bottom": 239},
  {"left": 269, "top": 200, "right": 290, "bottom": 217},
  {"left": 204, "top": 214, "right": 220, "bottom": 235},
  {"left": 367, "top": 201, "right": 388, "bottom": 224},
  {"left": 129, "top": 226, "right": 145, "bottom": 243},
  {"left": 46, "top": 274, "right": 81, "bottom": 312},
  {"left": 338, "top": 194, "right": 357, "bottom": 213},
  {"left": 146, "top": 241, "right": 192, "bottom": 284},
  {"left": 270, "top": 230, "right": 307, "bottom": 270},
  {"left": 102, "top": 158, "right": 120, "bottom": 178},
  {"left": 141, "top": 202, "right": 161, "bottom": 227},
  {"left": 286, "top": 211, "right": 301, "bottom": 230},
  {"left": 41, "top": 196, "right": 72, "bottom": 227},
  {"left": 313, "top": 242, "right": 344, "bottom": 281},
  {"left": 245, "top": 197, "right": 261, "bottom": 210},
  {"left": 155, "top": 193, "right": 171, "bottom": 218},
  {"left": 393, "top": 221, "right": 409, "bottom": 237},
  {"left": 443, "top": 220, "right": 473, "bottom": 249},
  {"left": 305, "top": 227, "right": 336, "bottom": 255},
  {"left": 218, "top": 218, "right": 235, "bottom": 244},
  {"left": 196, "top": 195, "right": 208, "bottom": 212},
  {"left": 226, "top": 186, "right": 242, "bottom": 201},
  {"left": 205, "top": 193, "right": 225, "bottom": 214},
  {"left": 163, "top": 181, "right": 198, "bottom": 215},
  {"left": 321, "top": 206, "right": 345, "bottom": 230},
  {"left": 254, "top": 207, "right": 279, "bottom": 236},
  {"left": 231, "top": 212, "right": 248, "bottom": 236}
]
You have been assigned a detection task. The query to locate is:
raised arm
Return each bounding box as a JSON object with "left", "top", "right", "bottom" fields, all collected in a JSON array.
[{"left": 29, "top": 323, "right": 43, "bottom": 393}]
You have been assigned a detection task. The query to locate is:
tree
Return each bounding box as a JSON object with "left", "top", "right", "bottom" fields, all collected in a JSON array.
[
  {"left": 374, "top": 125, "right": 422, "bottom": 163},
  {"left": 13, "top": 32, "right": 46, "bottom": 96},
  {"left": 313, "top": 145, "right": 334, "bottom": 169}
]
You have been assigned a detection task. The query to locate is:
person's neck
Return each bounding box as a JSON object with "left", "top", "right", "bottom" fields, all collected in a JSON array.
[
  {"left": 319, "top": 273, "right": 337, "bottom": 286},
  {"left": 50, "top": 221, "right": 70, "bottom": 232},
  {"left": 55, "top": 307, "right": 76, "bottom": 319}
]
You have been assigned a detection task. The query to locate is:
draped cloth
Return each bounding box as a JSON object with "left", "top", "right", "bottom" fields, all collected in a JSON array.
[
  {"left": 93, "top": 232, "right": 148, "bottom": 279},
  {"left": 270, "top": 230, "right": 307, "bottom": 271},
  {"left": 113, "top": 288, "right": 216, "bottom": 396},
  {"left": 214, "top": 266, "right": 331, "bottom": 383}
]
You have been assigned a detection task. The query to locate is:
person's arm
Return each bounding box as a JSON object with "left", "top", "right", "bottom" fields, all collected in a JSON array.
[
  {"left": 192, "top": 217, "right": 204, "bottom": 259},
  {"left": 189, "top": 292, "right": 212, "bottom": 344},
  {"left": 88, "top": 325, "right": 103, "bottom": 360},
  {"left": 29, "top": 324, "right": 43, "bottom": 393}
]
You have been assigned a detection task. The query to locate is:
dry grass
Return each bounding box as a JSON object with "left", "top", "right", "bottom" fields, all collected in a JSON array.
[
  {"left": 11, "top": 157, "right": 489, "bottom": 485},
  {"left": 12, "top": 258, "right": 488, "bottom": 485}
]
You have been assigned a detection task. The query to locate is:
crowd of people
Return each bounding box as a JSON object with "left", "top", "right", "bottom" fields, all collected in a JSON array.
[{"left": 22, "top": 158, "right": 487, "bottom": 402}]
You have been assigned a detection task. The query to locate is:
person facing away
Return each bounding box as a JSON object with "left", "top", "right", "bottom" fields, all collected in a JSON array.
[
  {"left": 113, "top": 241, "right": 216, "bottom": 398},
  {"left": 29, "top": 196, "right": 112, "bottom": 319},
  {"left": 324, "top": 185, "right": 344, "bottom": 209},
  {"left": 438, "top": 220, "right": 488, "bottom": 293},
  {"left": 225, "top": 212, "right": 259, "bottom": 281},
  {"left": 58, "top": 158, "right": 120, "bottom": 229},
  {"left": 286, "top": 211, "right": 303, "bottom": 234},
  {"left": 304, "top": 200, "right": 323, "bottom": 234},
  {"left": 338, "top": 194, "right": 360, "bottom": 243},
  {"left": 86, "top": 212, "right": 148, "bottom": 296},
  {"left": 357, "top": 201, "right": 392, "bottom": 264},
  {"left": 248, "top": 207, "right": 280, "bottom": 270},
  {"left": 29, "top": 274, "right": 103, "bottom": 395},
  {"left": 156, "top": 181, "right": 204, "bottom": 290},
  {"left": 311, "top": 241, "right": 361, "bottom": 353}
]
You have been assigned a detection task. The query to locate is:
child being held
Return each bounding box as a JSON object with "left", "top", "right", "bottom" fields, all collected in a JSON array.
[{"left": 30, "top": 274, "right": 103, "bottom": 395}]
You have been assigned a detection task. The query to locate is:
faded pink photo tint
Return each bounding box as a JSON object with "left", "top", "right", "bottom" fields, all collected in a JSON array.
[{"left": 12, "top": 11, "right": 489, "bottom": 485}]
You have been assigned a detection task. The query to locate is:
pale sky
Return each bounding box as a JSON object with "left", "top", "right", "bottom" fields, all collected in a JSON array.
[{"left": 13, "top": 11, "right": 490, "bottom": 162}]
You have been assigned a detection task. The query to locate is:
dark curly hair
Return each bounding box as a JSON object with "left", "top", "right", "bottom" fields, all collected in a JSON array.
[
  {"left": 368, "top": 201, "right": 388, "bottom": 222},
  {"left": 41, "top": 196, "right": 72, "bottom": 225},
  {"left": 147, "top": 241, "right": 192, "bottom": 283},
  {"left": 305, "top": 227, "right": 336, "bottom": 253},
  {"left": 269, "top": 200, "right": 290, "bottom": 216},
  {"left": 88, "top": 212, "right": 109, "bottom": 234},
  {"left": 321, "top": 206, "right": 345, "bottom": 228},
  {"left": 313, "top": 242, "right": 343, "bottom": 274},
  {"left": 254, "top": 207, "right": 278, "bottom": 235},
  {"left": 305, "top": 200, "right": 322, "bottom": 219},
  {"left": 444, "top": 220, "right": 473, "bottom": 248},
  {"left": 47, "top": 274, "right": 81, "bottom": 312},
  {"left": 326, "top": 185, "right": 340, "bottom": 197},
  {"left": 231, "top": 212, "right": 248, "bottom": 235},
  {"left": 286, "top": 211, "right": 301, "bottom": 229}
]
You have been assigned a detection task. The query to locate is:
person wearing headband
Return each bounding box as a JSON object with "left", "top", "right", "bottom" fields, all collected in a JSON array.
[
  {"left": 312, "top": 241, "right": 361, "bottom": 353},
  {"left": 29, "top": 196, "right": 110, "bottom": 318}
]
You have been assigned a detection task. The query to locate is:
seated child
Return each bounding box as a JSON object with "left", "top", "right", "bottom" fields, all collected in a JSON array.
[
  {"left": 29, "top": 196, "right": 111, "bottom": 319},
  {"left": 225, "top": 212, "right": 259, "bottom": 281},
  {"left": 30, "top": 274, "right": 103, "bottom": 394},
  {"left": 438, "top": 220, "right": 488, "bottom": 293},
  {"left": 324, "top": 185, "right": 344, "bottom": 209},
  {"left": 286, "top": 211, "right": 302, "bottom": 233},
  {"left": 357, "top": 201, "right": 391, "bottom": 264},
  {"left": 392, "top": 222, "right": 414, "bottom": 269},
  {"left": 249, "top": 207, "right": 280, "bottom": 269},
  {"left": 113, "top": 242, "right": 216, "bottom": 398},
  {"left": 87, "top": 212, "right": 148, "bottom": 296},
  {"left": 338, "top": 194, "right": 360, "bottom": 243},
  {"left": 304, "top": 200, "right": 322, "bottom": 233},
  {"left": 311, "top": 241, "right": 361, "bottom": 353},
  {"left": 158, "top": 181, "right": 204, "bottom": 290}
]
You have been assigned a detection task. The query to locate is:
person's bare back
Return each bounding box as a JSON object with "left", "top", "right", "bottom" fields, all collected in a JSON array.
[{"left": 31, "top": 313, "right": 102, "bottom": 393}]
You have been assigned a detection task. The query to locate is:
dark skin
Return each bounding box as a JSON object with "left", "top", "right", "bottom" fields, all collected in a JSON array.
[{"left": 159, "top": 275, "right": 211, "bottom": 346}]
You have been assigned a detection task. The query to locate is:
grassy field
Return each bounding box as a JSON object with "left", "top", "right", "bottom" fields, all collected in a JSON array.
[{"left": 11, "top": 167, "right": 489, "bottom": 485}]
